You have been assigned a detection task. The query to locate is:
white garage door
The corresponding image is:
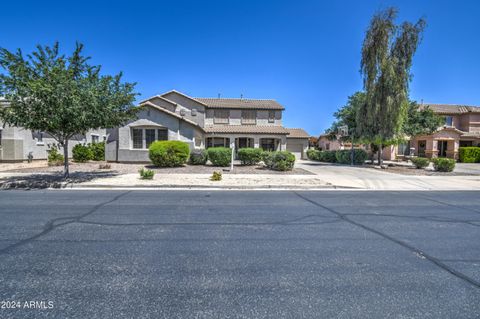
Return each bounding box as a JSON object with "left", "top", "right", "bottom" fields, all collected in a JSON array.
[{"left": 286, "top": 143, "right": 303, "bottom": 159}]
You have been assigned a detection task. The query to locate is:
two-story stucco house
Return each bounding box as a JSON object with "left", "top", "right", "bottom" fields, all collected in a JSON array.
[
  {"left": 0, "top": 98, "right": 106, "bottom": 162},
  {"left": 383, "top": 103, "right": 480, "bottom": 160},
  {"left": 105, "top": 90, "right": 310, "bottom": 162}
]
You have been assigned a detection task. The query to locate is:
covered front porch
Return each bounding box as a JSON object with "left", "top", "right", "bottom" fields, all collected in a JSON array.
[{"left": 410, "top": 128, "right": 462, "bottom": 160}]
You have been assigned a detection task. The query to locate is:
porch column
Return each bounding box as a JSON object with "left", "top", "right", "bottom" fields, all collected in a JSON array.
[
  {"left": 279, "top": 136, "right": 287, "bottom": 151},
  {"left": 254, "top": 137, "right": 260, "bottom": 148}
]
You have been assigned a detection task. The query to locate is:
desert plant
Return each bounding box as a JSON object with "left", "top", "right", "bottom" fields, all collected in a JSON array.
[
  {"left": 432, "top": 158, "right": 456, "bottom": 172},
  {"left": 207, "top": 147, "right": 232, "bottom": 167},
  {"left": 72, "top": 144, "right": 93, "bottom": 162},
  {"left": 459, "top": 147, "right": 480, "bottom": 163},
  {"left": 98, "top": 163, "right": 111, "bottom": 169},
  {"left": 335, "top": 149, "right": 368, "bottom": 165},
  {"left": 89, "top": 142, "right": 105, "bottom": 161},
  {"left": 47, "top": 145, "right": 64, "bottom": 166},
  {"left": 139, "top": 168, "right": 155, "bottom": 179},
  {"left": 189, "top": 149, "right": 208, "bottom": 165},
  {"left": 210, "top": 171, "right": 222, "bottom": 181},
  {"left": 410, "top": 157, "right": 430, "bottom": 169},
  {"left": 237, "top": 148, "right": 263, "bottom": 165},
  {"left": 149, "top": 141, "right": 190, "bottom": 167},
  {"left": 263, "top": 151, "right": 296, "bottom": 171}
]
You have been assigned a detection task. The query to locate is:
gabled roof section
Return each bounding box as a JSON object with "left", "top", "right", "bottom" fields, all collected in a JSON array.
[
  {"left": 127, "top": 119, "right": 165, "bottom": 127},
  {"left": 285, "top": 128, "right": 310, "bottom": 138},
  {"left": 161, "top": 90, "right": 209, "bottom": 107},
  {"left": 140, "top": 101, "right": 204, "bottom": 132},
  {"left": 423, "top": 103, "right": 480, "bottom": 114},
  {"left": 139, "top": 95, "right": 178, "bottom": 106},
  {"left": 195, "top": 97, "right": 284, "bottom": 110}
]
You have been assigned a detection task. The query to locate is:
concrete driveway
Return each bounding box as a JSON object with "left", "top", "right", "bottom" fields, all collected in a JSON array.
[
  {"left": 0, "top": 190, "right": 479, "bottom": 318},
  {"left": 296, "top": 160, "right": 480, "bottom": 190}
]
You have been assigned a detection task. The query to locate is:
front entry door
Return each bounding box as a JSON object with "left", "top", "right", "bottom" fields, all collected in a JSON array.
[
  {"left": 438, "top": 140, "right": 448, "bottom": 157},
  {"left": 238, "top": 138, "right": 248, "bottom": 149},
  {"left": 417, "top": 140, "right": 426, "bottom": 157}
]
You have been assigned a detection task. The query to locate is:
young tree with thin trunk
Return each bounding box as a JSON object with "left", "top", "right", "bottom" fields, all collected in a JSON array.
[
  {"left": 0, "top": 42, "right": 138, "bottom": 177},
  {"left": 356, "top": 7, "right": 426, "bottom": 165}
]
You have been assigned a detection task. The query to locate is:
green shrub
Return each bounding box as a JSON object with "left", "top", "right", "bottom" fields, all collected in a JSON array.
[
  {"left": 149, "top": 141, "right": 190, "bottom": 167},
  {"left": 207, "top": 147, "right": 232, "bottom": 167},
  {"left": 139, "top": 168, "right": 155, "bottom": 180},
  {"left": 47, "top": 146, "right": 64, "bottom": 166},
  {"left": 459, "top": 147, "right": 480, "bottom": 163},
  {"left": 307, "top": 149, "right": 321, "bottom": 161},
  {"left": 72, "top": 144, "right": 93, "bottom": 162},
  {"left": 432, "top": 158, "right": 456, "bottom": 172},
  {"left": 237, "top": 148, "right": 263, "bottom": 165},
  {"left": 210, "top": 171, "right": 222, "bottom": 181},
  {"left": 89, "top": 142, "right": 105, "bottom": 161},
  {"left": 335, "top": 149, "right": 368, "bottom": 165},
  {"left": 410, "top": 157, "right": 430, "bottom": 169},
  {"left": 263, "top": 151, "right": 296, "bottom": 171},
  {"left": 320, "top": 150, "right": 337, "bottom": 163},
  {"left": 189, "top": 149, "right": 208, "bottom": 165}
]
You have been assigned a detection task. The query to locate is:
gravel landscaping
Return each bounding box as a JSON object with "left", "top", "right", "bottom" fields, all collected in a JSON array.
[
  {"left": 1, "top": 161, "right": 312, "bottom": 175},
  {"left": 366, "top": 164, "right": 475, "bottom": 176}
]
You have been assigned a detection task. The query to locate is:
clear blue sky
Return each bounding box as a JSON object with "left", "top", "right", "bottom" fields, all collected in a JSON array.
[{"left": 2, "top": 0, "right": 479, "bottom": 136}]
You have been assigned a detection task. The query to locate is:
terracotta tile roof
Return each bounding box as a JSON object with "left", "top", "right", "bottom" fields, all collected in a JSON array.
[
  {"left": 423, "top": 104, "right": 480, "bottom": 114},
  {"left": 285, "top": 128, "right": 310, "bottom": 138},
  {"left": 204, "top": 125, "right": 290, "bottom": 134},
  {"left": 194, "top": 97, "right": 284, "bottom": 110},
  {"left": 461, "top": 131, "right": 480, "bottom": 138}
]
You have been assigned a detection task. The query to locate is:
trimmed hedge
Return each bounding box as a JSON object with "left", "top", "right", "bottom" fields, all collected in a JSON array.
[
  {"left": 89, "top": 142, "right": 105, "bottom": 161},
  {"left": 321, "top": 150, "right": 337, "bottom": 163},
  {"left": 47, "top": 146, "right": 64, "bottom": 166},
  {"left": 238, "top": 148, "right": 263, "bottom": 165},
  {"left": 459, "top": 147, "right": 480, "bottom": 163},
  {"left": 189, "top": 149, "right": 208, "bottom": 165},
  {"left": 410, "top": 157, "right": 430, "bottom": 169},
  {"left": 207, "top": 147, "right": 232, "bottom": 167},
  {"left": 307, "top": 149, "right": 321, "bottom": 161},
  {"left": 335, "top": 149, "right": 368, "bottom": 165},
  {"left": 149, "top": 141, "right": 190, "bottom": 167},
  {"left": 432, "top": 158, "right": 456, "bottom": 172},
  {"left": 263, "top": 151, "right": 296, "bottom": 171},
  {"left": 72, "top": 144, "right": 93, "bottom": 162}
]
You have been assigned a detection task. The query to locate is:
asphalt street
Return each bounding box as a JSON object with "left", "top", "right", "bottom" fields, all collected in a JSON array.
[{"left": 0, "top": 190, "right": 479, "bottom": 318}]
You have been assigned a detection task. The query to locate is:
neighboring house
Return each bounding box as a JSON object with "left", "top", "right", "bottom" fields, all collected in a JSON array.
[
  {"left": 317, "top": 134, "right": 345, "bottom": 151},
  {"left": 0, "top": 98, "right": 106, "bottom": 162},
  {"left": 385, "top": 103, "right": 480, "bottom": 160},
  {"left": 106, "top": 90, "right": 310, "bottom": 162}
]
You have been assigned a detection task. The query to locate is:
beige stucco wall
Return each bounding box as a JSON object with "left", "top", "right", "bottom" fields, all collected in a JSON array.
[{"left": 161, "top": 92, "right": 206, "bottom": 127}]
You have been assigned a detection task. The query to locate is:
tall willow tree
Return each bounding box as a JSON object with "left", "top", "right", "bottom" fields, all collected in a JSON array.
[{"left": 357, "top": 8, "right": 426, "bottom": 165}]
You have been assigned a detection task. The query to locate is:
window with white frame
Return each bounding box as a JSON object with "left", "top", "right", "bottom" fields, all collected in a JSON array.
[
  {"left": 241, "top": 110, "right": 256, "bottom": 124},
  {"left": 91, "top": 134, "right": 99, "bottom": 143},
  {"left": 268, "top": 110, "right": 275, "bottom": 123},
  {"left": 214, "top": 110, "right": 229, "bottom": 124},
  {"left": 132, "top": 127, "right": 168, "bottom": 149}
]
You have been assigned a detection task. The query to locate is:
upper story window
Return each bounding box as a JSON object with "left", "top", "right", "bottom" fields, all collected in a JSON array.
[
  {"left": 445, "top": 116, "right": 453, "bottom": 126},
  {"left": 268, "top": 110, "right": 275, "bottom": 123},
  {"left": 241, "top": 110, "right": 256, "bottom": 124},
  {"left": 214, "top": 110, "right": 229, "bottom": 124}
]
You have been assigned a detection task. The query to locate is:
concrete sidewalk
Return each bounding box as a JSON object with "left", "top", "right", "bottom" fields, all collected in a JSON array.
[{"left": 296, "top": 160, "right": 480, "bottom": 190}]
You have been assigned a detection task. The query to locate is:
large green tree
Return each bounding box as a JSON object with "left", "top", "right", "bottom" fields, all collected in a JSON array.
[
  {"left": 403, "top": 101, "right": 443, "bottom": 137},
  {"left": 0, "top": 42, "right": 138, "bottom": 177},
  {"left": 356, "top": 8, "right": 426, "bottom": 164},
  {"left": 326, "top": 91, "right": 366, "bottom": 142}
]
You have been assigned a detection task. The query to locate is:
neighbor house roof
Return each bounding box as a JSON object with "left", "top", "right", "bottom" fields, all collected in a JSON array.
[
  {"left": 204, "top": 125, "right": 290, "bottom": 135},
  {"left": 423, "top": 104, "right": 480, "bottom": 114},
  {"left": 140, "top": 101, "right": 204, "bottom": 131},
  {"left": 285, "top": 128, "right": 310, "bottom": 139},
  {"left": 194, "top": 98, "right": 285, "bottom": 110}
]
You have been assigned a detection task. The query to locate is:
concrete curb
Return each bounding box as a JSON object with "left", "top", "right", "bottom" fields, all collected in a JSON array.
[{"left": 66, "top": 183, "right": 353, "bottom": 190}]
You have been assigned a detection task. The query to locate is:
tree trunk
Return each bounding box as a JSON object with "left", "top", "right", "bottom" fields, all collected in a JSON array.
[
  {"left": 377, "top": 144, "right": 383, "bottom": 166},
  {"left": 63, "top": 139, "right": 69, "bottom": 178}
]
